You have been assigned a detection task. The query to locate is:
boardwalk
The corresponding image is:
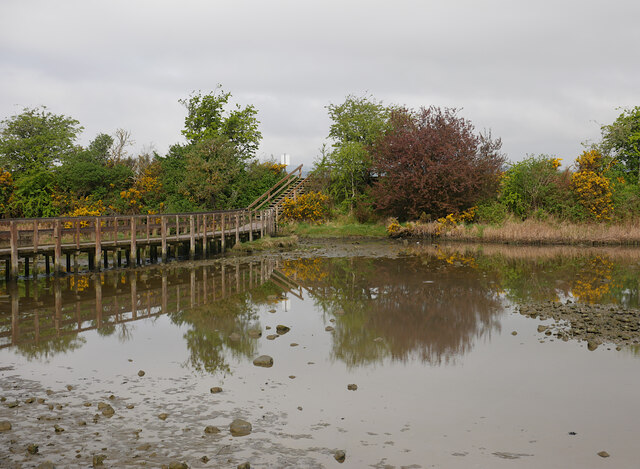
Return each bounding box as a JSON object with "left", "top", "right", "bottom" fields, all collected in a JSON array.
[{"left": 0, "top": 208, "right": 277, "bottom": 280}]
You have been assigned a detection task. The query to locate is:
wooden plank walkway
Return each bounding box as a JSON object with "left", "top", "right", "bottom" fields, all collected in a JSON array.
[{"left": 0, "top": 208, "right": 278, "bottom": 280}]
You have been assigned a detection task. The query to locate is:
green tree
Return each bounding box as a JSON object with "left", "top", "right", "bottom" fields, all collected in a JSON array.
[
  {"left": 600, "top": 106, "right": 640, "bottom": 183},
  {"left": 314, "top": 94, "right": 391, "bottom": 213},
  {"left": 0, "top": 106, "right": 82, "bottom": 172},
  {"left": 179, "top": 87, "right": 262, "bottom": 159}
]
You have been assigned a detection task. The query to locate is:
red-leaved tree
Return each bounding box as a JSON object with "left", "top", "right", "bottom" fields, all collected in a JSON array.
[{"left": 371, "top": 107, "right": 505, "bottom": 220}]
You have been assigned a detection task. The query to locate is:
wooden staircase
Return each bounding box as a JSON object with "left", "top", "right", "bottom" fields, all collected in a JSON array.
[{"left": 247, "top": 164, "right": 309, "bottom": 212}]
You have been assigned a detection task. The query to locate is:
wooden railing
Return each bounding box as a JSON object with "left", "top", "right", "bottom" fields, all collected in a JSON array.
[
  {"left": 0, "top": 207, "right": 278, "bottom": 280},
  {"left": 247, "top": 164, "right": 304, "bottom": 212}
]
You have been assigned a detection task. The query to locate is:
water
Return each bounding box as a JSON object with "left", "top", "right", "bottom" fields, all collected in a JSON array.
[{"left": 1, "top": 241, "right": 640, "bottom": 467}]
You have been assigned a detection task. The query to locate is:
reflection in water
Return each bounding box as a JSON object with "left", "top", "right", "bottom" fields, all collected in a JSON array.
[
  {"left": 282, "top": 257, "right": 504, "bottom": 367},
  {"left": 0, "top": 260, "right": 280, "bottom": 369},
  {"left": 3, "top": 243, "right": 640, "bottom": 373}
]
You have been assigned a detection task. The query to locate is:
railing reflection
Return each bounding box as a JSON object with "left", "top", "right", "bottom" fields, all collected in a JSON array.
[{"left": 0, "top": 259, "right": 279, "bottom": 353}]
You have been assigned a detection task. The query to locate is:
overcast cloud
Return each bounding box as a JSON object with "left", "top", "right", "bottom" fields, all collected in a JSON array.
[{"left": 1, "top": 0, "right": 638, "bottom": 169}]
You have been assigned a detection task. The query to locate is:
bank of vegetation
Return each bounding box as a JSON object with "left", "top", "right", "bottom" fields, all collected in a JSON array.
[{"left": 2, "top": 89, "right": 639, "bottom": 245}]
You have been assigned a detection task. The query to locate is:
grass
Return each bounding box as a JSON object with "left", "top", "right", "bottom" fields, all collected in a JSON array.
[
  {"left": 284, "top": 217, "right": 387, "bottom": 238},
  {"left": 231, "top": 235, "right": 299, "bottom": 252},
  {"left": 397, "top": 217, "right": 640, "bottom": 245}
]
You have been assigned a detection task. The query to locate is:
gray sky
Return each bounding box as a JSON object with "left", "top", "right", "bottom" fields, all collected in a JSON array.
[{"left": 1, "top": 0, "right": 638, "bottom": 170}]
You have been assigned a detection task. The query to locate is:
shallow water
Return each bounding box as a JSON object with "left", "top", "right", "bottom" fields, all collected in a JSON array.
[{"left": 1, "top": 242, "right": 640, "bottom": 468}]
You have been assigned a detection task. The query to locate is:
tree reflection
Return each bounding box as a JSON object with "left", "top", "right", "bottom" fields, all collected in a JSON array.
[{"left": 282, "top": 256, "right": 504, "bottom": 367}]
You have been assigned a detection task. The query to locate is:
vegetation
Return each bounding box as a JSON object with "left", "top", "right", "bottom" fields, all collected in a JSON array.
[{"left": 0, "top": 86, "right": 285, "bottom": 219}]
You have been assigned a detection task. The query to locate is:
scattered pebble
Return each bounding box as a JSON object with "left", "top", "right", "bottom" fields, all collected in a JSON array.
[
  {"left": 210, "top": 387, "right": 223, "bottom": 394},
  {"left": 325, "top": 326, "right": 335, "bottom": 332},
  {"left": 597, "top": 451, "right": 610, "bottom": 458},
  {"left": 347, "top": 384, "right": 358, "bottom": 391},
  {"left": 158, "top": 413, "right": 169, "bottom": 421},
  {"left": 27, "top": 443, "right": 39, "bottom": 454},
  {"left": 334, "top": 449, "right": 346, "bottom": 463},
  {"left": 229, "top": 419, "right": 252, "bottom": 437},
  {"left": 253, "top": 355, "right": 274, "bottom": 368},
  {"left": 138, "top": 370, "right": 146, "bottom": 377}
]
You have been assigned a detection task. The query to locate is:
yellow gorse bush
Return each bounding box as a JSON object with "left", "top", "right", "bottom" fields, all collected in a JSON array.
[
  {"left": 0, "top": 167, "right": 14, "bottom": 215},
  {"left": 386, "top": 218, "right": 401, "bottom": 236},
  {"left": 436, "top": 206, "right": 477, "bottom": 234},
  {"left": 281, "top": 191, "right": 329, "bottom": 222},
  {"left": 571, "top": 150, "right": 613, "bottom": 220}
]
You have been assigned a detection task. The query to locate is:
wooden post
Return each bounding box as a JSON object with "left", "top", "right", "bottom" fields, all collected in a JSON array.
[
  {"left": 54, "top": 219, "right": 62, "bottom": 275},
  {"left": 261, "top": 210, "right": 265, "bottom": 238},
  {"left": 33, "top": 220, "right": 39, "bottom": 277},
  {"left": 75, "top": 219, "right": 80, "bottom": 249},
  {"left": 249, "top": 211, "right": 253, "bottom": 242},
  {"left": 161, "top": 216, "right": 167, "bottom": 262},
  {"left": 146, "top": 215, "right": 150, "bottom": 242},
  {"left": 189, "top": 215, "right": 195, "bottom": 259},
  {"left": 94, "top": 217, "right": 101, "bottom": 271},
  {"left": 175, "top": 215, "right": 180, "bottom": 241},
  {"left": 24, "top": 256, "right": 29, "bottom": 277},
  {"left": 221, "top": 213, "right": 226, "bottom": 252},
  {"left": 130, "top": 217, "right": 137, "bottom": 266},
  {"left": 113, "top": 217, "right": 118, "bottom": 247},
  {"left": 9, "top": 220, "right": 19, "bottom": 279},
  {"left": 235, "top": 213, "right": 240, "bottom": 245},
  {"left": 202, "top": 214, "right": 208, "bottom": 257}
]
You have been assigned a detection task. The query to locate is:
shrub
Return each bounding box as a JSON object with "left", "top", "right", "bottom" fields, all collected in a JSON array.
[
  {"left": 571, "top": 150, "right": 613, "bottom": 220},
  {"left": 281, "top": 191, "right": 330, "bottom": 222},
  {"left": 475, "top": 201, "right": 508, "bottom": 225}
]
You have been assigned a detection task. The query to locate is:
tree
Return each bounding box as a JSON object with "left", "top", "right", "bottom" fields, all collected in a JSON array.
[
  {"left": 0, "top": 106, "right": 82, "bottom": 172},
  {"left": 600, "top": 106, "right": 640, "bottom": 183},
  {"left": 314, "top": 94, "right": 391, "bottom": 212},
  {"left": 179, "top": 86, "right": 261, "bottom": 159},
  {"left": 371, "top": 107, "right": 505, "bottom": 220}
]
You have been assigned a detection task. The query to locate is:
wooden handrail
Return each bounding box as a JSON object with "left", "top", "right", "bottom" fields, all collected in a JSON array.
[{"left": 247, "top": 164, "right": 303, "bottom": 210}]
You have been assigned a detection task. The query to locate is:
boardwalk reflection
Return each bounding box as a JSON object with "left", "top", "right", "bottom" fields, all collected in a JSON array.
[{"left": 0, "top": 259, "right": 280, "bottom": 362}]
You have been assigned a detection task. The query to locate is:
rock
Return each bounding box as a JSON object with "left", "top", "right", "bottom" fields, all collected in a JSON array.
[
  {"left": 158, "top": 413, "right": 169, "bottom": 421},
  {"left": 597, "top": 451, "right": 610, "bottom": 458},
  {"left": 27, "top": 443, "right": 39, "bottom": 454},
  {"left": 7, "top": 401, "right": 18, "bottom": 408},
  {"left": 334, "top": 450, "right": 346, "bottom": 463},
  {"left": 268, "top": 309, "right": 277, "bottom": 313},
  {"left": 78, "top": 421, "right": 87, "bottom": 426},
  {"left": 25, "top": 397, "right": 35, "bottom": 404},
  {"left": 248, "top": 329, "right": 262, "bottom": 339},
  {"left": 347, "top": 384, "right": 358, "bottom": 391},
  {"left": 53, "top": 424, "right": 64, "bottom": 433},
  {"left": 126, "top": 404, "right": 135, "bottom": 409},
  {"left": 37, "top": 398, "right": 45, "bottom": 404},
  {"left": 101, "top": 405, "right": 115, "bottom": 418},
  {"left": 289, "top": 375, "right": 296, "bottom": 379},
  {"left": 0, "top": 421, "right": 11, "bottom": 432},
  {"left": 66, "top": 385, "right": 73, "bottom": 391},
  {"left": 229, "top": 419, "right": 252, "bottom": 436},
  {"left": 210, "top": 387, "right": 223, "bottom": 394},
  {"left": 92, "top": 454, "right": 107, "bottom": 466},
  {"left": 108, "top": 394, "right": 115, "bottom": 400},
  {"left": 168, "top": 462, "right": 189, "bottom": 469},
  {"left": 253, "top": 355, "right": 274, "bottom": 367},
  {"left": 537, "top": 325, "right": 548, "bottom": 333},
  {"left": 266, "top": 334, "right": 278, "bottom": 340},
  {"left": 276, "top": 325, "right": 290, "bottom": 335},
  {"left": 201, "top": 456, "right": 210, "bottom": 463},
  {"left": 511, "top": 331, "right": 517, "bottom": 335},
  {"left": 238, "top": 463, "right": 251, "bottom": 469},
  {"left": 229, "top": 332, "right": 241, "bottom": 341},
  {"left": 138, "top": 370, "right": 146, "bottom": 377},
  {"left": 46, "top": 389, "right": 54, "bottom": 396},
  {"left": 325, "top": 326, "right": 335, "bottom": 332},
  {"left": 97, "top": 402, "right": 108, "bottom": 410},
  {"left": 36, "top": 462, "right": 56, "bottom": 469},
  {"left": 290, "top": 343, "right": 299, "bottom": 347},
  {"left": 204, "top": 425, "right": 220, "bottom": 434},
  {"left": 587, "top": 340, "right": 600, "bottom": 351},
  {"left": 83, "top": 402, "right": 92, "bottom": 407}
]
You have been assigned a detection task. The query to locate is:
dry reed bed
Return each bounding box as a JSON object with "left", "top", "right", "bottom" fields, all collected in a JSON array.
[{"left": 400, "top": 219, "right": 640, "bottom": 246}]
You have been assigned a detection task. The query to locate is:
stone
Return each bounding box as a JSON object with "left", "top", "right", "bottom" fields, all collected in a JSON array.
[
  {"left": 290, "top": 343, "right": 299, "bottom": 347},
  {"left": 597, "top": 451, "right": 610, "bottom": 458},
  {"left": 97, "top": 402, "right": 108, "bottom": 410},
  {"left": 0, "top": 421, "right": 11, "bottom": 432},
  {"left": 238, "top": 463, "right": 251, "bottom": 469},
  {"left": 347, "top": 384, "right": 358, "bottom": 391},
  {"left": 334, "top": 450, "right": 346, "bottom": 463},
  {"left": 511, "top": 331, "right": 517, "bottom": 336},
  {"left": 229, "top": 419, "right": 252, "bottom": 436},
  {"left": 587, "top": 340, "right": 600, "bottom": 351},
  {"left": 36, "top": 462, "right": 56, "bottom": 469},
  {"left": 253, "top": 355, "right": 274, "bottom": 367},
  {"left": 92, "top": 454, "right": 107, "bottom": 466},
  {"left": 126, "top": 404, "right": 134, "bottom": 409},
  {"left": 325, "top": 326, "right": 335, "bottom": 332},
  {"left": 248, "top": 329, "right": 262, "bottom": 339},
  {"left": 83, "top": 402, "right": 92, "bottom": 407},
  {"left": 7, "top": 401, "right": 18, "bottom": 408},
  {"left": 537, "top": 325, "right": 548, "bottom": 333},
  {"left": 201, "top": 456, "right": 210, "bottom": 463},
  {"left": 168, "top": 462, "right": 189, "bottom": 469},
  {"left": 101, "top": 405, "right": 115, "bottom": 418},
  {"left": 27, "top": 443, "right": 39, "bottom": 454},
  {"left": 66, "top": 385, "right": 73, "bottom": 391},
  {"left": 266, "top": 334, "right": 278, "bottom": 340},
  {"left": 229, "top": 332, "right": 241, "bottom": 341},
  {"left": 53, "top": 424, "right": 64, "bottom": 433},
  {"left": 210, "top": 387, "right": 223, "bottom": 394},
  {"left": 158, "top": 413, "right": 169, "bottom": 421},
  {"left": 25, "top": 397, "right": 35, "bottom": 404},
  {"left": 276, "top": 325, "right": 290, "bottom": 335},
  {"left": 204, "top": 425, "right": 220, "bottom": 434},
  {"left": 138, "top": 370, "right": 146, "bottom": 377}
]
